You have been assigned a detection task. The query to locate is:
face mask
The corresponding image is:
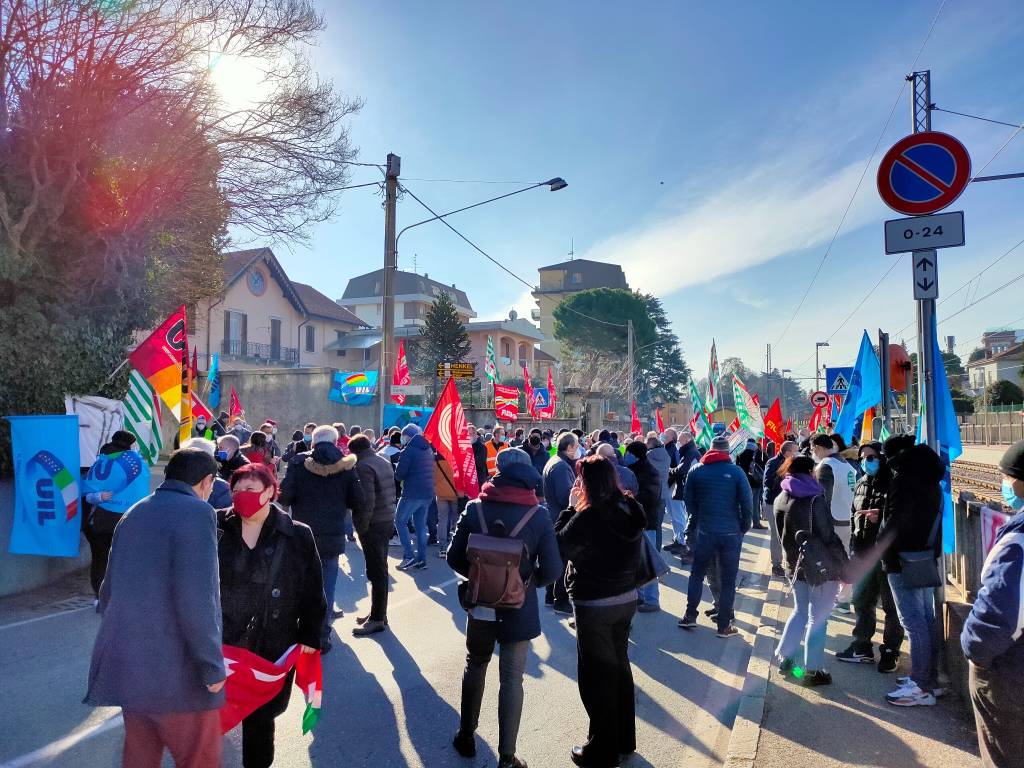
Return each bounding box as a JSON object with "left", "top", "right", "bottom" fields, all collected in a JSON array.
[
  {"left": 232, "top": 488, "right": 268, "bottom": 518},
  {"left": 623, "top": 453, "right": 638, "bottom": 467},
  {"left": 216, "top": 450, "right": 229, "bottom": 461},
  {"left": 272, "top": 427, "right": 278, "bottom": 435},
  {"left": 1002, "top": 480, "right": 1024, "bottom": 511},
  {"left": 302, "top": 434, "right": 312, "bottom": 443},
  {"left": 197, "top": 420, "right": 206, "bottom": 429},
  {"left": 862, "top": 458, "right": 880, "bottom": 476}
]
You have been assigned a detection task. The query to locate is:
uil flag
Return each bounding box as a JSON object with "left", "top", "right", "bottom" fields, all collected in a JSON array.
[
  {"left": 494, "top": 384, "right": 520, "bottom": 422},
  {"left": 630, "top": 401, "right": 642, "bottom": 434},
  {"left": 230, "top": 387, "right": 243, "bottom": 417},
  {"left": 834, "top": 331, "right": 881, "bottom": 443},
  {"left": 393, "top": 339, "right": 411, "bottom": 405},
  {"left": 484, "top": 336, "right": 500, "bottom": 383},
  {"left": 128, "top": 306, "right": 186, "bottom": 419},
  {"left": 764, "top": 398, "right": 784, "bottom": 446},
  {"left": 523, "top": 366, "right": 535, "bottom": 418},
  {"left": 207, "top": 353, "right": 221, "bottom": 409},
  {"left": 655, "top": 408, "right": 665, "bottom": 433},
  {"left": 178, "top": 330, "right": 193, "bottom": 445},
  {"left": 424, "top": 378, "right": 480, "bottom": 499},
  {"left": 706, "top": 340, "right": 721, "bottom": 412},
  {"left": 221, "top": 644, "right": 322, "bottom": 735}
]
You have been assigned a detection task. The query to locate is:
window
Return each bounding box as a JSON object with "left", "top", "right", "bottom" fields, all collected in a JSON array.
[
  {"left": 570, "top": 272, "right": 583, "bottom": 285},
  {"left": 305, "top": 325, "right": 315, "bottom": 352},
  {"left": 374, "top": 280, "right": 381, "bottom": 294}
]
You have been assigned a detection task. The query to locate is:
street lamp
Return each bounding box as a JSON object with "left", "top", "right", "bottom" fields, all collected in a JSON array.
[{"left": 815, "top": 342, "right": 830, "bottom": 392}]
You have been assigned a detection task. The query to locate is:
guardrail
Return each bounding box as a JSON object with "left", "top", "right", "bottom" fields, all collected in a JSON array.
[
  {"left": 959, "top": 410, "right": 1024, "bottom": 445},
  {"left": 221, "top": 339, "right": 299, "bottom": 364},
  {"left": 946, "top": 492, "right": 987, "bottom": 603}
]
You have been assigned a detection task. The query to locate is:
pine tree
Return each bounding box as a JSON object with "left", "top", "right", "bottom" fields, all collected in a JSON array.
[{"left": 407, "top": 292, "right": 472, "bottom": 399}]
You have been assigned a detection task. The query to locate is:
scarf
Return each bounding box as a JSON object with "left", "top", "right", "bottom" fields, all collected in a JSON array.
[
  {"left": 478, "top": 481, "right": 539, "bottom": 507},
  {"left": 780, "top": 473, "right": 823, "bottom": 498},
  {"left": 701, "top": 450, "right": 732, "bottom": 465}
]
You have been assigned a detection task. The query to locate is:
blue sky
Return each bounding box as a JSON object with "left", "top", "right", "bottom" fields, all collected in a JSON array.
[{"left": 255, "top": 1, "right": 1024, "bottom": 392}]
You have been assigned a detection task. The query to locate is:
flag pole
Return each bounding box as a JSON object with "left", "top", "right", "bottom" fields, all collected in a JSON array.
[{"left": 104, "top": 359, "right": 130, "bottom": 386}]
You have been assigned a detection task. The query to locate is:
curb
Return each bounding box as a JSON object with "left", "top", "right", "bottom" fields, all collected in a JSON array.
[{"left": 724, "top": 567, "right": 787, "bottom": 768}]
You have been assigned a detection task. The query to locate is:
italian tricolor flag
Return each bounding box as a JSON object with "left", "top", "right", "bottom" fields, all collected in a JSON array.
[{"left": 221, "top": 644, "right": 322, "bottom": 734}]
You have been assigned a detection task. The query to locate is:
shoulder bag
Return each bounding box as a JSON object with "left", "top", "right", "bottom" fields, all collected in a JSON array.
[{"left": 897, "top": 511, "right": 942, "bottom": 589}]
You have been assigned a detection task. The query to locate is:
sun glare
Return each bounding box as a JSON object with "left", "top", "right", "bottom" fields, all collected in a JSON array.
[{"left": 207, "top": 52, "right": 272, "bottom": 110}]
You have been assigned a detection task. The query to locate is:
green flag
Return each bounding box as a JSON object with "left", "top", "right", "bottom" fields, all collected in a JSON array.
[
  {"left": 123, "top": 368, "right": 163, "bottom": 465},
  {"left": 706, "top": 340, "right": 720, "bottom": 412},
  {"left": 484, "top": 335, "right": 500, "bottom": 383},
  {"left": 732, "top": 374, "right": 765, "bottom": 438},
  {"left": 689, "top": 380, "right": 715, "bottom": 449}
]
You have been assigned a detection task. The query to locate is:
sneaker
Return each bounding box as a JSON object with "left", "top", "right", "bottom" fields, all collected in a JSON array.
[
  {"left": 552, "top": 602, "right": 573, "bottom": 616},
  {"left": 705, "top": 607, "right": 719, "bottom": 618},
  {"left": 716, "top": 624, "right": 739, "bottom": 638},
  {"left": 836, "top": 645, "right": 875, "bottom": 664},
  {"left": 895, "top": 676, "right": 944, "bottom": 697},
  {"left": 437, "top": 547, "right": 448, "bottom": 558},
  {"left": 835, "top": 601, "right": 852, "bottom": 614},
  {"left": 413, "top": 559, "right": 427, "bottom": 570},
  {"left": 678, "top": 615, "right": 698, "bottom": 629},
  {"left": 877, "top": 647, "right": 899, "bottom": 674},
  {"left": 452, "top": 730, "right": 476, "bottom": 758},
  {"left": 396, "top": 557, "right": 415, "bottom": 570},
  {"left": 771, "top": 564, "right": 787, "bottom": 577},
  {"left": 662, "top": 541, "right": 684, "bottom": 554},
  {"left": 331, "top": 608, "right": 345, "bottom": 619},
  {"left": 636, "top": 602, "right": 660, "bottom": 613},
  {"left": 498, "top": 755, "right": 527, "bottom": 768},
  {"left": 802, "top": 670, "right": 833, "bottom": 687},
  {"left": 887, "top": 683, "right": 936, "bottom": 707},
  {"left": 567, "top": 618, "right": 576, "bottom": 629}
]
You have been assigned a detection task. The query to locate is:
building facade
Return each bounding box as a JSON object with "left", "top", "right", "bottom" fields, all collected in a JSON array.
[
  {"left": 337, "top": 269, "right": 475, "bottom": 328},
  {"left": 967, "top": 343, "right": 1024, "bottom": 392}
]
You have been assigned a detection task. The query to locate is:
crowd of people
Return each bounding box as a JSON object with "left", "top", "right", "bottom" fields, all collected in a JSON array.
[{"left": 76, "top": 410, "right": 1024, "bottom": 768}]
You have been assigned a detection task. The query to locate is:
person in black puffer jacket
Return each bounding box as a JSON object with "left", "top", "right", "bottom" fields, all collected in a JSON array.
[
  {"left": 555, "top": 455, "right": 645, "bottom": 768},
  {"left": 624, "top": 441, "right": 664, "bottom": 612}
]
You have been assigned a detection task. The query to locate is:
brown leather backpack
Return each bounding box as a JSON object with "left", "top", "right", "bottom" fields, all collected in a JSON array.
[{"left": 462, "top": 503, "right": 539, "bottom": 610}]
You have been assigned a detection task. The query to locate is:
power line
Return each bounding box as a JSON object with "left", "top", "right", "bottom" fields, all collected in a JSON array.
[
  {"left": 932, "top": 107, "right": 1024, "bottom": 131},
  {"left": 972, "top": 123, "right": 1024, "bottom": 181},
  {"left": 773, "top": 0, "right": 948, "bottom": 349},
  {"left": 903, "top": 269, "right": 1024, "bottom": 347}
]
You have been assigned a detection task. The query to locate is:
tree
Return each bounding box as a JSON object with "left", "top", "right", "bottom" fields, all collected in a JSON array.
[
  {"left": 636, "top": 294, "right": 691, "bottom": 407},
  {"left": 941, "top": 351, "right": 965, "bottom": 377},
  {"left": 950, "top": 387, "right": 975, "bottom": 414},
  {"left": 985, "top": 380, "right": 1024, "bottom": 407},
  {"left": 407, "top": 292, "right": 471, "bottom": 399},
  {"left": 697, "top": 357, "right": 810, "bottom": 421},
  {"left": 968, "top": 347, "right": 987, "bottom": 363}
]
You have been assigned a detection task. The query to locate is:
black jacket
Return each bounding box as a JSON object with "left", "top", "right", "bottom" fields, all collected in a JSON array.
[
  {"left": 880, "top": 444, "right": 944, "bottom": 573},
  {"left": 278, "top": 443, "right": 367, "bottom": 543},
  {"left": 218, "top": 506, "right": 325, "bottom": 716},
  {"left": 737, "top": 447, "right": 767, "bottom": 489},
  {"left": 671, "top": 441, "right": 701, "bottom": 500},
  {"left": 629, "top": 456, "right": 663, "bottom": 531},
  {"left": 554, "top": 494, "right": 645, "bottom": 601},
  {"left": 472, "top": 439, "right": 488, "bottom": 486},
  {"left": 851, "top": 466, "right": 890, "bottom": 553},
  {"left": 761, "top": 453, "right": 786, "bottom": 506},
  {"left": 217, "top": 451, "right": 250, "bottom": 481},
  {"left": 774, "top": 489, "right": 840, "bottom": 582},
  {"left": 351, "top": 446, "right": 398, "bottom": 533}
]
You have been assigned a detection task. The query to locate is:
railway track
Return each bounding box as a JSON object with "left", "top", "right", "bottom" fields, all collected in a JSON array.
[{"left": 951, "top": 459, "right": 1003, "bottom": 499}]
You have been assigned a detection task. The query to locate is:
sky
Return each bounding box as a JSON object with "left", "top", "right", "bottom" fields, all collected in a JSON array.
[{"left": 231, "top": 1, "right": 1024, "bottom": 395}]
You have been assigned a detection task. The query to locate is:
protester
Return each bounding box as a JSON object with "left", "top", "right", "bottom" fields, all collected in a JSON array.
[
  {"left": 279, "top": 424, "right": 367, "bottom": 652},
  {"left": 334, "top": 423, "right": 350, "bottom": 453},
  {"left": 282, "top": 429, "right": 306, "bottom": 463},
  {"left": 523, "top": 433, "right": 551, "bottom": 488},
  {"left": 378, "top": 429, "right": 403, "bottom": 462},
  {"left": 665, "top": 432, "right": 700, "bottom": 556},
  {"left": 679, "top": 435, "right": 752, "bottom": 637},
  {"left": 879, "top": 434, "right": 943, "bottom": 706},
  {"left": 216, "top": 434, "right": 250, "bottom": 480},
  {"left": 259, "top": 421, "right": 282, "bottom": 462},
  {"left": 448, "top": 448, "right": 562, "bottom": 768},
  {"left": 737, "top": 438, "right": 768, "bottom": 529},
  {"left": 217, "top": 463, "right": 324, "bottom": 767},
  {"left": 485, "top": 427, "right": 508, "bottom": 477},
  {"left": 598, "top": 441, "right": 638, "bottom": 496},
  {"left": 471, "top": 429, "right": 489, "bottom": 487},
  {"left": 962, "top": 439, "right": 1024, "bottom": 766},
  {"left": 774, "top": 455, "right": 844, "bottom": 687},
  {"left": 543, "top": 432, "right": 579, "bottom": 615},
  {"left": 241, "top": 430, "right": 273, "bottom": 465},
  {"left": 812, "top": 434, "right": 857, "bottom": 610},
  {"left": 433, "top": 451, "right": 461, "bottom": 555},
  {"left": 762, "top": 440, "right": 797, "bottom": 577},
  {"left": 192, "top": 414, "right": 223, "bottom": 440},
  {"left": 394, "top": 423, "right": 436, "bottom": 570},
  {"left": 182, "top": 437, "right": 233, "bottom": 509},
  {"left": 624, "top": 441, "right": 664, "bottom": 613},
  {"left": 555, "top": 455, "right": 645, "bottom": 767},
  {"left": 84, "top": 448, "right": 225, "bottom": 768},
  {"left": 510, "top": 427, "right": 526, "bottom": 447},
  {"left": 228, "top": 413, "right": 254, "bottom": 444},
  {"left": 837, "top": 442, "right": 903, "bottom": 672}
]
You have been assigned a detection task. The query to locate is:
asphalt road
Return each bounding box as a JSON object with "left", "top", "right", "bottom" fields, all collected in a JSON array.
[{"left": 0, "top": 527, "right": 771, "bottom": 768}]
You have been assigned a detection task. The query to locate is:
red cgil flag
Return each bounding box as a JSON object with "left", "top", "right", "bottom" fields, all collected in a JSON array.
[
  {"left": 728, "top": 416, "right": 741, "bottom": 433},
  {"left": 393, "top": 339, "right": 410, "bottom": 405},
  {"left": 655, "top": 408, "right": 666, "bottom": 433},
  {"left": 523, "top": 366, "right": 535, "bottom": 419},
  {"left": 540, "top": 367, "right": 556, "bottom": 419},
  {"left": 424, "top": 378, "right": 480, "bottom": 499},
  {"left": 763, "top": 398, "right": 784, "bottom": 446},
  {"left": 229, "top": 386, "right": 243, "bottom": 417},
  {"left": 191, "top": 391, "right": 215, "bottom": 423},
  {"left": 784, "top": 418, "right": 793, "bottom": 436},
  {"left": 630, "top": 401, "right": 642, "bottom": 434},
  {"left": 221, "top": 644, "right": 322, "bottom": 735}
]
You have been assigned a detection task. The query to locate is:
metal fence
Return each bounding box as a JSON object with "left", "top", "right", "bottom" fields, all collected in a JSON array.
[
  {"left": 958, "top": 410, "right": 1024, "bottom": 445},
  {"left": 946, "top": 492, "right": 991, "bottom": 602},
  {"left": 221, "top": 339, "right": 299, "bottom": 364}
]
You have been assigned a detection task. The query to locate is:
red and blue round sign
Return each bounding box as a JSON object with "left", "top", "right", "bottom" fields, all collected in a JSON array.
[{"left": 877, "top": 131, "right": 971, "bottom": 216}]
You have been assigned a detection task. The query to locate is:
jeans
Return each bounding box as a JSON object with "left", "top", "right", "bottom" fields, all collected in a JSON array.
[
  {"left": 762, "top": 501, "right": 783, "bottom": 569},
  {"left": 685, "top": 530, "right": 743, "bottom": 630},
  {"left": 574, "top": 601, "right": 637, "bottom": 765},
  {"left": 315, "top": 537, "right": 345, "bottom": 644},
  {"left": 776, "top": 579, "right": 840, "bottom": 670},
  {"left": 358, "top": 522, "right": 392, "bottom": 621},
  {"left": 638, "top": 530, "right": 660, "bottom": 606},
  {"left": 395, "top": 496, "right": 431, "bottom": 561},
  {"left": 667, "top": 498, "right": 687, "bottom": 544},
  {"left": 436, "top": 499, "right": 459, "bottom": 546},
  {"left": 851, "top": 561, "right": 904, "bottom": 653},
  {"left": 971, "top": 662, "right": 1024, "bottom": 768},
  {"left": 887, "top": 571, "right": 938, "bottom": 690},
  {"left": 460, "top": 618, "right": 529, "bottom": 757}
]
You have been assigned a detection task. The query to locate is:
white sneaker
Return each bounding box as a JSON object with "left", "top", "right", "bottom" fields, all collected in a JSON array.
[
  {"left": 886, "top": 683, "right": 936, "bottom": 707},
  {"left": 896, "top": 676, "right": 944, "bottom": 697}
]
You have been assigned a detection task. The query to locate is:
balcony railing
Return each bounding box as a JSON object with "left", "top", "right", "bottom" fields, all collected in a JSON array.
[{"left": 222, "top": 339, "right": 299, "bottom": 364}]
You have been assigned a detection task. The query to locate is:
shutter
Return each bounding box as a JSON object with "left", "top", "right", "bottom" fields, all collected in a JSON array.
[
  {"left": 223, "top": 310, "right": 230, "bottom": 354},
  {"left": 241, "top": 313, "right": 248, "bottom": 347}
]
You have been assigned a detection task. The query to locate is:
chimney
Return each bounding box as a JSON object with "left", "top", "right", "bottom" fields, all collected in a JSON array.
[{"left": 946, "top": 335, "right": 955, "bottom": 354}]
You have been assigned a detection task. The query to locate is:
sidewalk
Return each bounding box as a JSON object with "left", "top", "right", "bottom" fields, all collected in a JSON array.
[{"left": 744, "top": 577, "right": 980, "bottom": 768}]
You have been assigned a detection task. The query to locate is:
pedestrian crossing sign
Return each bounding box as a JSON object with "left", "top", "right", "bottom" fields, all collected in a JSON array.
[{"left": 825, "top": 367, "right": 853, "bottom": 396}]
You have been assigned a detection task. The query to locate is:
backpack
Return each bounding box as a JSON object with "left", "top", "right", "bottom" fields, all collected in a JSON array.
[{"left": 461, "top": 503, "right": 539, "bottom": 610}]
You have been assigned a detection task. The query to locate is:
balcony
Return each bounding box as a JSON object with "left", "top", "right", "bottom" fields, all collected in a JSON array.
[{"left": 222, "top": 339, "right": 299, "bottom": 364}]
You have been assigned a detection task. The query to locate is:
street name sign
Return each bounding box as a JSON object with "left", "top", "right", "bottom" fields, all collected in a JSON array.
[
  {"left": 810, "top": 391, "right": 829, "bottom": 408},
  {"left": 392, "top": 384, "right": 424, "bottom": 396},
  {"left": 437, "top": 362, "right": 476, "bottom": 379},
  {"left": 884, "top": 210, "right": 964, "bottom": 254},
  {"left": 912, "top": 250, "right": 939, "bottom": 300},
  {"left": 877, "top": 131, "right": 971, "bottom": 216}
]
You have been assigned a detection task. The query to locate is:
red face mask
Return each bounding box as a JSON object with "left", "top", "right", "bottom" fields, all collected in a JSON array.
[{"left": 232, "top": 488, "right": 268, "bottom": 519}]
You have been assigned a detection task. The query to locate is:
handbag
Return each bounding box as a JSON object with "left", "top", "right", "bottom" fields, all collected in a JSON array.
[
  {"left": 796, "top": 497, "right": 849, "bottom": 587},
  {"left": 897, "top": 512, "right": 942, "bottom": 589},
  {"left": 636, "top": 533, "right": 670, "bottom": 587}
]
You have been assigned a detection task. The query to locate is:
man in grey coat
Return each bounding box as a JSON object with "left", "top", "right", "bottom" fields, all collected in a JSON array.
[{"left": 84, "top": 448, "right": 226, "bottom": 768}]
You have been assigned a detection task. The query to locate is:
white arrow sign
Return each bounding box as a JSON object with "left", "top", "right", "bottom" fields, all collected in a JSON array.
[{"left": 913, "top": 249, "right": 939, "bottom": 300}]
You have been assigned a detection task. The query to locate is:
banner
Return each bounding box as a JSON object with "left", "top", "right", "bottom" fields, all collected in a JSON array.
[
  {"left": 221, "top": 644, "right": 322, "bottom": 735},
  {"left": 424, "top": 378, "right": 480, "bottom": 498},
  {"left": 65, "top": 395, "right": 125, "bottom": 468},
  {"left": 393, "top": 339, "right": 410, "bottom": 405},
  {"left": 82, "top": 450, "right": 151, "bottom": 514},
  {"left": 727, "top": 427, "right": 753, "bottom": 458},
  {"left": 328, "top": 370, "right": 378, "bottom": 406},
  {"left": 494, "top": 384, "right": 520, "bottom": 422},
  {"left": 383, "top": 404, "right": 434, "bottom": 431},
  {"left": 128, "top": 306, "right": 185, "bottom": 419},
  {"left": 6, "top": 415, "right": 81, "bottom": 557}
]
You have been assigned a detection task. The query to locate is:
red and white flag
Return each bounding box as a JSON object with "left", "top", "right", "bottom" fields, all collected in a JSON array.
[
  {"left": 393, "top": 339, "right": 410, "bottom": 405},
  {"left": 630, "top": 401, "right": 642, "bottom": 434},
  {"left": 655, "top": 408, "right": 665, "bottom": 433},
  {"left": 539, "top": 368, "right": 556, "bottom": 419},
  {"left": 522, "top": 366, "right": 535, "bottom": 418},
  {"left": 221, "top": 644, "right": 322, "bottom": 735},
  {"left": 191, "top": 391, "right": 215, "bottom": 423},
  {"left": 494, "top": 383, "right": 520, "bottom": 422},
  {"left": 229, "top": 386, "right": 243, "bottom": 417},
  {"left": 424, "top": 378, "right": 480, "bottom": 499}
]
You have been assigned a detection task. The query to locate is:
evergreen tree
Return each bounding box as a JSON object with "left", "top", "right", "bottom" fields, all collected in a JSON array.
[{"left": 407, "top": 292, "right": 471, "bottom": 398}]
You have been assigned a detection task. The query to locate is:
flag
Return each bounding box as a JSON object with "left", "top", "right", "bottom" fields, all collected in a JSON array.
[
  {"left": 424, "top": 378, "right": 480, "bottom": 499},
  {"left": 494, "top": 384, "right": 520, "bottom": 422},
  {"left": 190, "top": 348, "right": 199, "bottom": 383},
  {"left": 879, "top": 423, "right": 892, "bottom": 441},
  {"left": 393, "top": 339, "right": 410, "bottom": 405},
  {"left": 655, "top": 408, "right": 665, "bottom": 433},
  {"left": 6, "top": 415, "right": 81, "bottom": 557},
  {"left": 783, "top": 418, "right": 793, "bottom": 436},
  {"left": 688, "top": 380, "right": 715, "bottom": 449},
  {"left": 834, "top": 331, "right": 881, "bottom": 443},
  {"left": 728, "top": 416, "right": 741, "bottom": 433},
  {"left": 706, "top": 340, "right": 720, "bottom": 412},
  {"left": 329, "top": 371, "right": 379, "bottom": 406},
  {"left": 543, "top": 367, "right": 556, "bottom": 418},
  {"left": 861, "top": 407, "right": 875, "bottom": 442},
  {"left": 764, "top": 398, "right": 784, "bottom": 446},
  {"left": 523, "top": 366, "right": 535, "bottom": 418},
  {"left": 124, "top": 368, "right": 164, "bottom": 465},
  {"left": 630, "top": 401, "right": 641, "bottom": 434},
  {"left": 128, "top": 306, "right": 185, "bottom": 418},
  {"left": 484, "top": 336, "right": 500, "bottom": 383},
  {"left": 208, "top": 353, "right": 221, "bottom": 410},
  {"left": 732, "top": 375, "right": 765, "bottom": 438},
  {"left": 178, "top": 330, "right": 192, "bottom": 445},
  {"left": 230, "top": 386, "right": 243, "bottom": 417},
  {"left": 191, "top": 391, "right": 214, "bottom": 423},
  {"left": 809, "top": 404, "right": 826, "bottom": 433},
  {"left": 221, "top": 644, "right": 322, "bottom": 735},
  {"left": 829, "top": 394, "right": 843, "bottom": 426},
  {"left": 82, "top": 450, "right": 150, "bottom": 514}
]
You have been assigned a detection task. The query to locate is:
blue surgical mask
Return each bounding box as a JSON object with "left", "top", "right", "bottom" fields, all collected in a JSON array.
[
  {"left": 1002, "top": 480, "right": 1024, "bottom": 511},
  {"left": 862, "top": 458, "right": 880, "bottom": 476},
  {"left": 302, "top": 434, "right": 312, "bottom": 443},
  {"left": 216, "top": 450, "right": 229, "bottom": 461}
]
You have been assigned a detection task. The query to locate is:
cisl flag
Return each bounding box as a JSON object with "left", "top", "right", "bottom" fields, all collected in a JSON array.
[
  {"left": 424, "top": 378, "right": 480, "bottom": 499},
  {"left": 221, "top": 644, "right": 322, "bottom": 734}
]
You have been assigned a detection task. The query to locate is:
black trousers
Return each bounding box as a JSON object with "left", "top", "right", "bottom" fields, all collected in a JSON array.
[
  {"left": 241, "top": 706, "right": 275, "bottom": 768},
  {"left": 574, "top": 601, "right": 637, "bottom": 766},
  {"left": 358, "top": 522, "right": 392, "bottom": 621},
  {"left": 971, "top": 663, "right": 1024, "bottom": 768},
  {"left": 851, "top": 561, "right": 905, "bottom": 652},
  {"left": 83, "top": 508, "right": 119, "bottom": 596}
]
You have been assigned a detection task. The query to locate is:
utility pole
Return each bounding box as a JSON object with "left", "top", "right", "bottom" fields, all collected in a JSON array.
[
  {"left": 879, "top": 329, "right": 891, "bottom": 433},
  {"left": 377, "top": 153, "right": 400, "bottom": 431},
  {"left": 910, "top": 71, "right": 939, "bottom": 450},
  {"left": 627, "top": 319, "right": 634, "bottom": 411}
]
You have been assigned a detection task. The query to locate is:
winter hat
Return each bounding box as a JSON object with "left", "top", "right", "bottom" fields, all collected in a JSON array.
[
  {"left": 496, "top": 447, "right": 531, "bottom": 471},
  {"left": 711, "top": 436, "right": 731, "bottom": 452},
  {"left": 999, "top": 440, "right": 1024, "bottom": 481},
  {"left": 625, "top": 441, "right": 648, "bottom": 460},
  {"left": 883, "top": 434, "right": 915, "bottom": 459},
  {"left": 110, "top": 430, "right": 137, "bottom": 450},
  {"left": 401, "top": 423, "right": 422, "bottom": 440},
  {"left": 598, "top": 429, "right": 611, "bottom": 444}
]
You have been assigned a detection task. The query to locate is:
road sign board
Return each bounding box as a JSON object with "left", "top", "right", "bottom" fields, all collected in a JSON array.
[
  {"left": 884, "top": 210, "right": 964, "bottom": 254},
  {"left": 825, "top": 367, "right": 853, "bottom": 395},
  {"left": 877, "top": 131, "right": 971, "bottom": 216},
  {"left": 912, "top": 249, "right": 939, "bottom": 299},
  {"left": 391, "top": 384, "right": 424, "bottom": 396},
  {"left": 810, "top": 390, "right": 829, "bottom": 408},
  {"left": 436, "top": 362, "right": 476, "bottom": 379}
]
